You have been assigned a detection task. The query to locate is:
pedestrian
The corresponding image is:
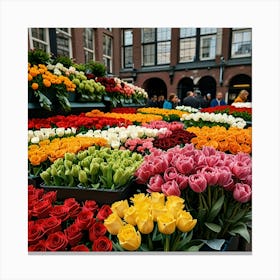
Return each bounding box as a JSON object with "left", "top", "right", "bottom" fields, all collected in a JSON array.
[
  {"left": 147, "top": 95, "right": 158, "bottom": 107},
  {"left": 234, "top": 90, "right": 249, "bottom": 103},
  {"left": 210, "top": 92, "right": 227, "bottom": 107},
  {"left": 163, "top": 93, "right": 179, "bottom": 109},
  {"left": 182, "top": 91, "right": 200, "bottom": 109},
  {"left": 205, "top": 93, "right": 212, "bottom": 107},
  {"left": 157, "top": 95, "right": 165, "bottom": 108},
  {"left": 194, "top": 90, "right": 208, "bottom": 109}
]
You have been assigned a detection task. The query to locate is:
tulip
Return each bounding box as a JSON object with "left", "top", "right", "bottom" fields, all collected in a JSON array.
[
  {"left": 233, "top": 183, "right": 252, "bottom": 203},
  {"left": 151, "top": 203, "right": 167, "bottom": 222},
  {"left": 163, "top": 167, "right": 178, "bottom": 182},
  {"left": 78, "top": 170, "right": 88, "bottom": 184},
  {"left": 231, "top": 161, "right": 251, "bottom": 181},
  {"left": 123, "top": 206, "right": 138, "bottom": 226},
  {"left": 117, "top": 224, "right": 141, "bottom": 251},
  {"left": 161, "top": 181, "right": 181, "bottom": 196},
  {"left": 111, "top": 200, "right": 129, "bottom": 219},
  {"left": 136, "top": 212, "right": 154, "bottom": 234},
  {"left": 201, "top": 166, "right": 219, "bottom": 186},
  {"left": 157, "top": 213, "right": 176, "bottom": 235},
  {"left": 173, "top": 156, "right": 194, "bottom": 174},
  {"left": 175, "top": 174, "right": 189, "bottom": 190},
  {"left": 188, "top": 174, "right": 207, "bottom": 193},
  {"left": 148, "top": 174, "right": 164, "bottom": 192},
  {"left": 150, "top": 192, "right": 165, "bottom": 206},
  {"left": 176, "top": 211, "right": 197, "bottom": 233},
  {"left": 104, "top": 212, "right": 124, "bottom": 235}
]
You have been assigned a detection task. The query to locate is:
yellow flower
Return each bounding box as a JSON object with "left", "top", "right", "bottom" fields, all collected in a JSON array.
[
  {"left": 123, "top": 206, "right": 138, "bottom": 226},
  {"left": 136, "top": 211, "right": 154, "bottom": 234},
  {"left": 157, "top": 213, "right": 176, "bottom": 235},
  {"left": 166, "top": 195, "right": 185, "bottom": 210},
  {"left": 151, "top": 203, "right": 167, "bottom": 222},
  {"left": 150, "top": 192, "right": 165, "bottom": 206},
  {"left": 117, "top": 224, "right": 141, "bottom": 251},
  {"left": 111, "top": 199, "right": 129, "bottom": 219},
  {"left": 176, "top": 210, "right": 197, "bottom": 233},
  {"left": 104, "top": 212, "right": 124, "bottom": 235}
]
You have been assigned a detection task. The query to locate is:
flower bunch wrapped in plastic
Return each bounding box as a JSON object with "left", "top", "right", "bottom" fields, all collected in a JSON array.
[{"left": 104, "top": 192, "right": 198, "bottom": 251}]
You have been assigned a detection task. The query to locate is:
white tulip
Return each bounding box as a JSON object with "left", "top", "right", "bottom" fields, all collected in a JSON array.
[
  {"left": 31, "top": 137, "right": 40, "bottom": 144},
  {"left": 56, "top": 128, "right": 65, "bottom": 137}
]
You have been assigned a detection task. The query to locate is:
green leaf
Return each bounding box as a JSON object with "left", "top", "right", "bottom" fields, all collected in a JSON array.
[
  {"left": 174, "top": 231, "right": 193, "bottom": 251},
  {"left": 229, "top": 223, "right": 250, "bottom": 243},
  {"left": 152, "top": 224, "right": 162, "bottom": 242},
  {"left": 201, "top": 239, "right": 225, "bottom": 251},
  {"left": 208, "top": 195, "right": 225, "bottom": 222},
  {"left": 205, "top": 222, "right": 222, "bottom": 233},
  {"left": 185, "top": 243, "right": 204, "bottom": 251}
]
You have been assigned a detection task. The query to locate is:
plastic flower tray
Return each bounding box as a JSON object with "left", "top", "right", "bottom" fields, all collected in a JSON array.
[
  {"left": 28, "top": 175, "right": 43, "bottom": 188},
  {"left": 39, "top": 183, "right": 133, "bottom": 204}
]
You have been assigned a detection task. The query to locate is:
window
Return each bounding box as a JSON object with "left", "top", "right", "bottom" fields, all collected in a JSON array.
[
  {"left": 56, "top": 28, "right": 72, "bottom": 57},
  {"left": 122, "top": 29, "right": 133, "bottom": 68},
  {"left": 231, "top": 28, "right": 252, "bottom": 58},
  {"left": 142, "top": 28, "right": 171, "bottom": 66},
  {"left": 200, "top": 28, "right": 217, "bottom": 60},
  {"left": 83, "top": 28, "right": 95, "bottom": 62},
  {"left": 28, "top": 28, "right": 50, "bottom": 52},
  {"left": 179, "top": 28, "right": 197, "bottom": 62},
  {"left": 103, "top": 34, "right": 113, "bottom": 73}
]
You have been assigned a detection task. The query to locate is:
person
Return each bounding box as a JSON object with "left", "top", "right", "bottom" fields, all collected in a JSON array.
[
  {"left": 147, "top": 95, "right": 158, "bottom": 107},
  {"left": 163, "top": 93, "right": 179, "bottom": 109},
  {"left": 182, "top": 91, "right": 200, "bottom": 109},
  {"left": 210, "top": 92, "right": 227, "bottom": 107},
  {"left": 205, "top": 93, "right": 212, "bottom": 107},
  {"left": 194, "top": 90, "right": 208, "bottom": 109},
  {"left": 234, "top": 89, "right": 249, "bottom": 103},
  {"left": 157, "top": 95, "right": 165, "bottom": 108}
]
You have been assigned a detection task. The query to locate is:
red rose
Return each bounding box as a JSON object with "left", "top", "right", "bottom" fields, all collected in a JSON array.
[
  {"left": 71, "top": 244, "right": 90, "bottom": 252},
  {"left": 76, "top": 208, "right": 94, "bottom": 230},
  {"left": 28, "top": 239, "right": 46, "bottom": 252},
  {"left": 40, "top": 216, "right": 62, "bottom": 235},
  {"left": 64, "top": 223, "right": 83, "bottom": 247},
  {"left": 92, "top": 236, "right": 113, "bottom": 252},
  {"left": 32, "top": 199, "right": 52, "bottom": 219},
  {"left": 83, "top": 200, "right": 99, "bottom": 214},
  {"left": 42, "top": 191, "right": 57, "bottom": 203},
  {"left": 28, "top": 223, "right": 45, "bottom": 245},
  {"left": 45, "top": 231, "right": 68, "bottom": 251},
  {"left": 64, "top": 198, "right": 81, "bottom": 218},
  {"left": 89, "top": 222, "right": 107, "bottom": 242},
  {"left": 28, "top": 210, "right": 32, "bottom": 220},
  {"left": 49, "top": 205, "right": 70, "bottom": 222},
  {"left": 96, "top": 205, "right": 112, "bottom": 221},
  {"left": 28, "top": 195, "right": 38, "bottom": 211}
]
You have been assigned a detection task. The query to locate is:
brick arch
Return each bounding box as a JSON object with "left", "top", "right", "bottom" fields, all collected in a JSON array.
[
  {"left": 142, "top": 77, "right": 167, "bottom": 98},
  {"left": 176, "top": 77, "right": 194, "bottom": 100},
  {"left": 228, "top": 74, "right": 252, "bottom": 104}
]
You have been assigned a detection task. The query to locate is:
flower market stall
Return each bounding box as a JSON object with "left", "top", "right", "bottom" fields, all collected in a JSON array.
[{"left": 28, "top": 55, "right": 252, "bottom": 252}]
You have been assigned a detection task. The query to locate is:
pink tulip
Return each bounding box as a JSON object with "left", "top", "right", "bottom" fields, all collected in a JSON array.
[
  {"left": 173, "top": 156, "right": 194, "bottom": 174},
  {"left": 223, "top": 179, "right": 234, "bottom": 191},
  {"left": 175, "top": 174, "right": 189, "bottom": 190},
  {"left": 202, "top": 146, "right": 216, "bottom": 157},
  {"left": 233, "top": 183, "right": 252, "bottom": 203},
  {"left": 216, "top": 167, "right": 232, "bottom": 186},
  {"left": 153, "top": 157, "right": 169, "bottom": 174},
  {"left": 188, "top": 174, "right": 208, "bottom": 193},
  {"left": 231, "top": 161, "right": 251, "bottom": 180},
  {"left": 243, "top": 174, "right": 252, "bottom": 186},
  {"left": 205, "top": 155, "right": 221, "bottom": 167},
  {"left": 135, "top": 163, "right": 155, "bottom": 184},
  {"left": 163, "top": 167, "right": 178, "bottom": 182},
  {"left": 148, "top": 174, "right": 164, "bottom": 192},
  {"left": 161, "top": 180, "right": 181, "bottom": 196},
  {"left": 180, "top": 143, "right": 195, "bottom": 156},
  {"left": 201, "top": 166, "right": 219, "bottom": 186}
]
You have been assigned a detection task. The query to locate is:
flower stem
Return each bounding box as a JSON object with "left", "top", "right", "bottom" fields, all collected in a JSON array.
[
  {"left": 164, "top": 235, "right": 170, "bottom": 252},
  {"left": 148, "top": 234, "right": 153, "bottom": 251}
]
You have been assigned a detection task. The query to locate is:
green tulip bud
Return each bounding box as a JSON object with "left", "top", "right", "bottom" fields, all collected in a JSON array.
[
  {"left": 78, "top": 170, "right": 88, "bottom": 184},
  {"left": 90, "top": 162, "right": 100, "bottom": 175},
  {"left": 53, "top": 158, "right": 64, "bottom": 167},
  {"left": 87, "top": 146, "right": 96, "bottom": 155},
  {"left": 40, "top": 170, "right": 51, "bottom": 184},
  {"left": 77, "top": 150, "right": 88, "bottom": 161},
  {"left": 64, "top": 159, "right": 73, "bottom": 170},
  {"left": 50, "top": 166, "right": 58, "bottom": 177},
  {"left": 65, "top": 153, "right": 75, "bottom": 162},
  {"left": 71, "top": 165, "right": 80, "bottom": 177}
]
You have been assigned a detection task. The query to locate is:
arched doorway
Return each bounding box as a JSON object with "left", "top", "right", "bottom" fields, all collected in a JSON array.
[
  {"left": 177, "top": 77, "right": 194, "bottom": 100},
  {"left": 228, "top": 74, "right": 251, "bottom": 104},
  {"left": 142, "top": 78, "right": 167, "bottom": 98},
  {"left": 197, "top": 76, "right": 217, "bottom": 99}
]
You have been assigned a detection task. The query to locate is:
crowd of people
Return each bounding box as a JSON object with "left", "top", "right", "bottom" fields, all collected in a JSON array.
[{"left": 146, "top": 89, "right": 249, "bottom": 109}]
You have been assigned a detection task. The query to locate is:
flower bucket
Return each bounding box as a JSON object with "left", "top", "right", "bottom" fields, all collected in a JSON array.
[{"left": 40, "top": 183, "right": 132, "bottom": 205}]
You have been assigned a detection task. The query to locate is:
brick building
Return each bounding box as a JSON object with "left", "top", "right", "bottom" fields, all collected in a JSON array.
[{"left": 28, "top": 28, "right": 252, "bottom": 104}]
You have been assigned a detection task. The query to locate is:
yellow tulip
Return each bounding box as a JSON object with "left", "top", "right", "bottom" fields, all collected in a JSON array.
[
  {"left": 111, "top": 200, "right": 129, "bottom": 219},
  {"left": 117, "top": 224, "right": 141, "bottom": 251},
  {"left": 157, "top": 213, "right": 176, "bottom": 235},
  {"left": 104, "top": 212, "right": 124, "bottom": 235},
  {"left": 136, "top": 211, "right": 154, "bottom": 234},
  {"left": 150, "top": 192, "right": 165, "bottom": 206},
  {"left": 123, "top": 206, "right": 138, "bottom": 226},
  {"left": 151, "top": 203, "right": 167, "bottom": 222},
  {"left": 176, "top": 210, "right": 197, "bottom": 233}
]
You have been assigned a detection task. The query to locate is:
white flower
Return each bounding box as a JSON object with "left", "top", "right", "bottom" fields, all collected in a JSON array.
[
  {"left": 56, "top": 128, "right": 65, "bottom": 137},
  {"left": 54, "top": 68, "right": 62, "bottom": 76},
  {"left": 111, "top": 141, "right": 121, "bottom": 149},
  {"left": 31, "top": 137, "right": 40, "bottom": 144},
  {"left": 65, "top": 128, "right": 72, "bottom": 135}
]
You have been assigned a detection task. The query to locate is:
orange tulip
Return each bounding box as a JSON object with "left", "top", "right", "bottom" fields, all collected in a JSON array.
[{"left": 31, "top": 83, "right": 39, "bottom": 90}]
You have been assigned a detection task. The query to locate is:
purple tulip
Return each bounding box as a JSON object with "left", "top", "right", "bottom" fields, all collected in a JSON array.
[
  {"left": 161, "top": 180, "right": 181, "bottom": 196},
  {"left": 188, "top": 174, "right": 208, "bottom": 193},
  {"left": 148, "top": 174, "right": 164, "bottom": 192},
  {"left": 233, "top": 183, "right": 252, "bottom": 203}
]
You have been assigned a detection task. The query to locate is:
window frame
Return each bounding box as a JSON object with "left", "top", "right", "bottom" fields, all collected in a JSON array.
[
  {"left": 83, "top": 28, "right": 95, "bottom": 63},
  {"left": 199, "top": 29, "right": 217, "bottom": 61},
  {"left": 28, "top": 28, "right": 50, "bottom": 52},
  {"left": 122, "top": 29, "right": 133, "bottom": 68},
  {"left": 103, "top": 34, "right": 113, "bottom": 74},
  {"left": 141, "top": 28, "right": 171, "bottom": 66},
  {"left": 230, "top": 28, "right": 252, "bottom": 58},
  {"left": 179, "top": 28, "right": 197, "bottom": 63},
  {"left": 56, "top": 28, "right": 73, "bottom": 58}
]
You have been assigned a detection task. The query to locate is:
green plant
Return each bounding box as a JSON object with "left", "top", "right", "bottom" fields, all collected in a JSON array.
[
  {"left": 28, "top": 49, "right": 51, "bottom": 65},
  {"left": 53, "top": 56, "right": 74, "bottom": 68},
  {"left": 85, "top": 60, "right": 106, "bottom": 77},
  {"left": 73, "top": 63, "right": 86, "bottom": 72}
]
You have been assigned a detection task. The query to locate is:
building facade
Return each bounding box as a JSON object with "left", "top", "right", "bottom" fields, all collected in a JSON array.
[{"left": 28, "top": 27, "right": 252, "bottom": 104}]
